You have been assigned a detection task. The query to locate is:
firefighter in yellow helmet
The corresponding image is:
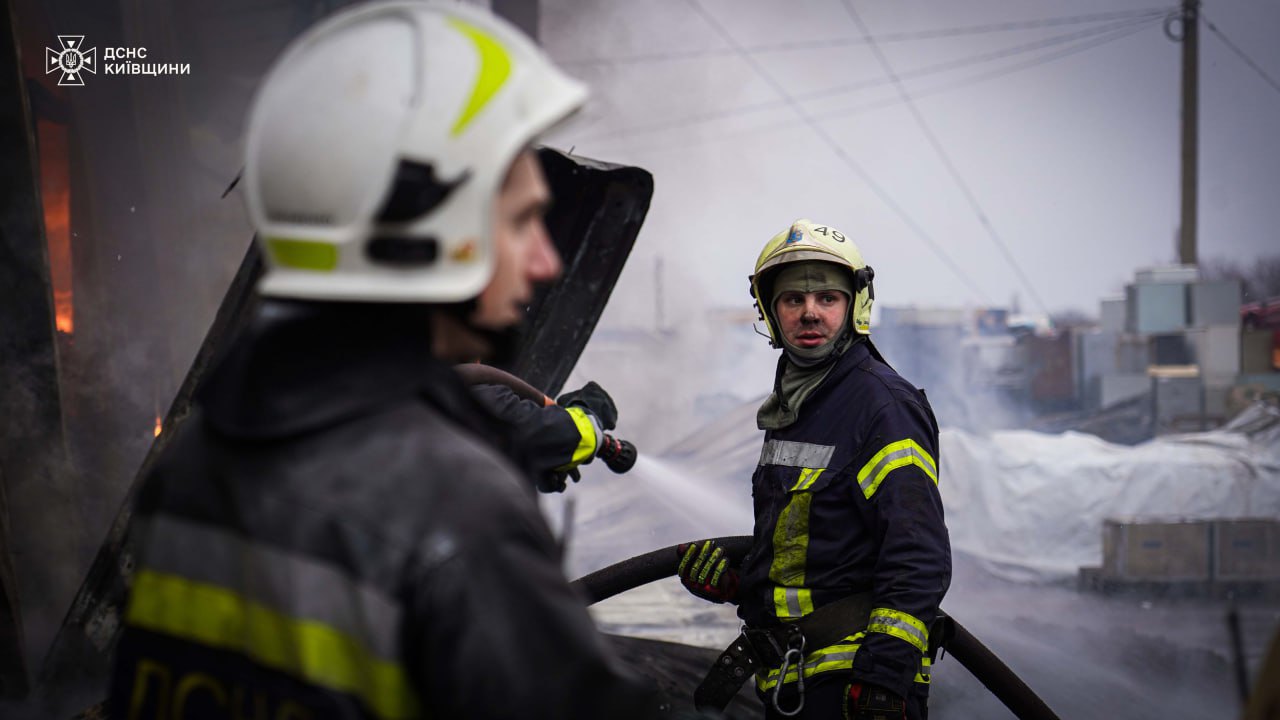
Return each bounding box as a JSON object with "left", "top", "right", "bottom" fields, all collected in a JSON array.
[
  {"left": 678, "top": 219, "right": 951, "bottom": 719},
  {"left": 109, "top": 4, "right": 659, "bottom": 719}
]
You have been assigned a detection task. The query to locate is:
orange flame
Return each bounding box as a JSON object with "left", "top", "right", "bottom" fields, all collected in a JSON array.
[
  {"left": 154, "top": 415, "right": 163, "bottom": 438},
  {"left": 38, "top": 119, "right": 73, "bottom": 334}
]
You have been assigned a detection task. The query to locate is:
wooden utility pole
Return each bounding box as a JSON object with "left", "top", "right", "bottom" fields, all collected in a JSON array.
[{"left": 1178, "top": 0, "right": 1200, "bottom": 266}]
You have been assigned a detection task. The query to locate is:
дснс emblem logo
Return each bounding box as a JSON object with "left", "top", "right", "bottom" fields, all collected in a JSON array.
[{"left": 46, "top": 35, "right": 97, "bottom": 86}]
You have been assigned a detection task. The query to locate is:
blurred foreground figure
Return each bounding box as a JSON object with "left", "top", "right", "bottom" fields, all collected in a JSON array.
[
  {"left": 678, "top": 220, "right": 951, "bottom": 719},
  {"left": 108, "top": 4, "right": 659, "bottom": 718}
]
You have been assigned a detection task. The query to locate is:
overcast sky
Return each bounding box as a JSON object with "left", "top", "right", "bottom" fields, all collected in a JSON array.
[{"left": 540, "top": 0, "right": 1280, "bottom": 324}]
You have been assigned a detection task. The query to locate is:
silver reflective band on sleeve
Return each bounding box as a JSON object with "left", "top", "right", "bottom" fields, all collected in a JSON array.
[
  {"left": 867, "top": 607, "right": 929, "bottom": 653},
  {"left": 759, "top": 440, "right": 835, "bottom": 468}
]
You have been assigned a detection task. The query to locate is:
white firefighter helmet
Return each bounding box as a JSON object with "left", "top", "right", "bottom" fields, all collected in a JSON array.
[
  {"left": 243, "top": 1, "right": 587, "bottom": 302},
  {"left": 749, "top": 218, "right": 875, "bottom": 346}
]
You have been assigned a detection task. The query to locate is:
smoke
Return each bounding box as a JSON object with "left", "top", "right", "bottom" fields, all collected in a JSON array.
[{"left": 565, "top": 255, "right": 778, "bottom": 454}]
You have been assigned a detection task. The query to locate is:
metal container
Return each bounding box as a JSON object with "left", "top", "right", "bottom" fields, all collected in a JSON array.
[
  {"left": 1127, "top": 282, "right": 1189, "bottom": 334},
  {"left": 1213, "top": 520, "right": 1280, "bottom": 582},
  {"left": 1152, "top": 370, "right": 1204, "bottom": 434},
  {"left": 974, "top": 308, "right": 1009, "bottom": 336},
  {"left": 1150, "top": 333, "right": 1194, "bottom": 365},
  {"left": 1135, "top": 265, "right": 1199, "bottom": 285},
  {"left": 1026, "top": 332, "right": 1075, "bottom": 406},
  {"left": 1203, "top": 381, "right": 1232, "bottom": 422},
  {"left": 1189, "top": 280, "right": 1242, "bottom": 327},
  {"left": 1076, "top": 330, "right": 1118, "bottom": 409},
  {"left": 1100, "top": 374, "right": 1149, "bottom": 408},
  {"left": 1102, "top": 519, "right": 1212, "bottom": 582},
  {"left": 1185, "top": 324, "right": 1241, "bottom": 382},
  {"left": 1242, "top": 329, "right": 1277, "bottom": 373},
  {"left": 1099, "top": 297, "right": 1126, "bottom": 334},
  {"left": 1115, "top": 334, "right": 1151, "bottom": 374}
]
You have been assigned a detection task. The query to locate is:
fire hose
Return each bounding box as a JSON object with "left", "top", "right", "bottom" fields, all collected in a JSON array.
[
  {"left": 571, "top": 536, "right": 1062, "bottom": 720},
  {"left": 454, "top": 363, "right": 637, "bottom": 473}
]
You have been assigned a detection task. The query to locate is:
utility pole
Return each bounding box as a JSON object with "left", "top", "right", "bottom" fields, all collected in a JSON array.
[{"left": 1177, "top": 0, "right": 1200, "bottom": 266}]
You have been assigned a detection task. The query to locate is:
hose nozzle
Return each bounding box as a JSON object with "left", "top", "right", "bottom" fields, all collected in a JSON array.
[{"left": 598, "top": 435, "right": 637, "bottom": 473}]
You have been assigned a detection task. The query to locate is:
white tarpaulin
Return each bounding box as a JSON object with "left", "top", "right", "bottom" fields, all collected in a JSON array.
[
  {"left": 570, "top": 400, "right": 1280, "bottom": 584},
  {"left": 941, "top": 403, "right": 1280, "bottom": 581}
]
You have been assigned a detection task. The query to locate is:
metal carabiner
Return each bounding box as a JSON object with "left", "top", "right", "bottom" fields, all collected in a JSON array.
[{"left": 770, "top": 635, "right": 806, "bottom": 717}]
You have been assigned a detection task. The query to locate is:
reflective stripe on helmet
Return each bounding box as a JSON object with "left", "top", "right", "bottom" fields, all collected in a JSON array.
[
  {"left": 447, "top": 16, "right": 512, "bottom": 137},
  {"left": 266, "top": 238, "right": 339, "bottom": 272}
]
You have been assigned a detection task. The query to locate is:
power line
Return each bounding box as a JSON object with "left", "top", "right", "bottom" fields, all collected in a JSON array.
[
  {"left": 839, "top": 0, "right": 1051, "bottom": 317},
  {"left": 824, "top": 18, "right": 1160, "bottom": 118},
  {"left": 1200, "top": 10, "right": 1280, "bottom": 99},
  {"left": 682, "top": 0, "right": 990, "bottom": 303},
  {"left": 577, "top": 16, "right": 1156, "bottom": 146},
  {"left": 558, "top": 6, "right": 1172, "bottom": 68},
  {"left": 791, "top": 15, "right": 1159, "bottom": 104},
  {"left": 586, "top": 20, "right": 1160, "bottom": 158}
]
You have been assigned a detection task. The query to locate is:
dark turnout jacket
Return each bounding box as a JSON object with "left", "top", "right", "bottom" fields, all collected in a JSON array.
[
  {"left": 738, "top": 340, "right": 951, "bottom": 708},
  {"left": 108, "top": 301, "right": 658, "bottom": 720}
]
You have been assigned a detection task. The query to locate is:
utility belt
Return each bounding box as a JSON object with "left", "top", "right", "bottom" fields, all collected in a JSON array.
[{"left": 694, "top": 592, "right": 874, "bottom": 717}]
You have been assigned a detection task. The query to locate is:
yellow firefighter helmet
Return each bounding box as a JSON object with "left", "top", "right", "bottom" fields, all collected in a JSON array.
[{"left": 749, "top": 218, "right": 875, "bottom": 347}]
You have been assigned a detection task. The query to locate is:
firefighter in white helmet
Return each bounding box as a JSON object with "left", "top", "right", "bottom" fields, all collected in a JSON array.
[
  {"left": 110, "top": 4, "right": 659, "bottom": 719},
  {"left": 677, "top": 220, "right": 951, "bottom": 720}
]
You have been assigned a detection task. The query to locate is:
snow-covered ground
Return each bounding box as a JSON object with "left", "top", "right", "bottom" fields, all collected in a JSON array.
[{"left": 545, "top": 402, "right": 1280, "bottom": 718}]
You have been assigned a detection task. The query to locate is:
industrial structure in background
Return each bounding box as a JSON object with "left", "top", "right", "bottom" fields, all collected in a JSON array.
[{"left": 866, "top": 264, "right": 1280, "bottom": 444}]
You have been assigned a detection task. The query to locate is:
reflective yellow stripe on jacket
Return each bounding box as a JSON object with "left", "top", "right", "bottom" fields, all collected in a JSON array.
[
  {"left": 756, "top": 633, "right": 865, "bottom": 691},
  {"left": 560, "top": 406, "right": 599, "bottom": 469},
  {"left": 768, "top": 467, "right": 826, "bottom": 620},
  {"left": 127, "top": 569, "right": 419, "bottom": 720},
  {"left": 856, "top": 438, "right": 937, "bottom": 499},
  {"left": 867, "top": 607, "right": 929, "bottom": 654},
  {"left": 755, "top": 632, "right": 933, "bottom": 691}
]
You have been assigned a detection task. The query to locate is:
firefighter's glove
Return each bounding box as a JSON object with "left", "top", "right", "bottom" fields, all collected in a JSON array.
[
  {"left": 676, "top": 541, "right": 739, "bottom": 604},
  {"left": 557, "top": 381, "right": 618, "bottom": 431},
  {"left": 847, "top": 683, "right": 906, "bottom": 720},
  {"left": 536, "top": 467, "right": 581, "bottom": 494}
]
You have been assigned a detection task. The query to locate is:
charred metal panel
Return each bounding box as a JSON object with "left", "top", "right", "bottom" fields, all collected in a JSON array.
[
  {"left": 514, "top": 148, "right": 653, "bottom": 396},
  {"left": 0, "top": 0, "right": 63, "bottom": 699},
  {"left": 36, "top": 241, "right": 261, "bottom": 707}
]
